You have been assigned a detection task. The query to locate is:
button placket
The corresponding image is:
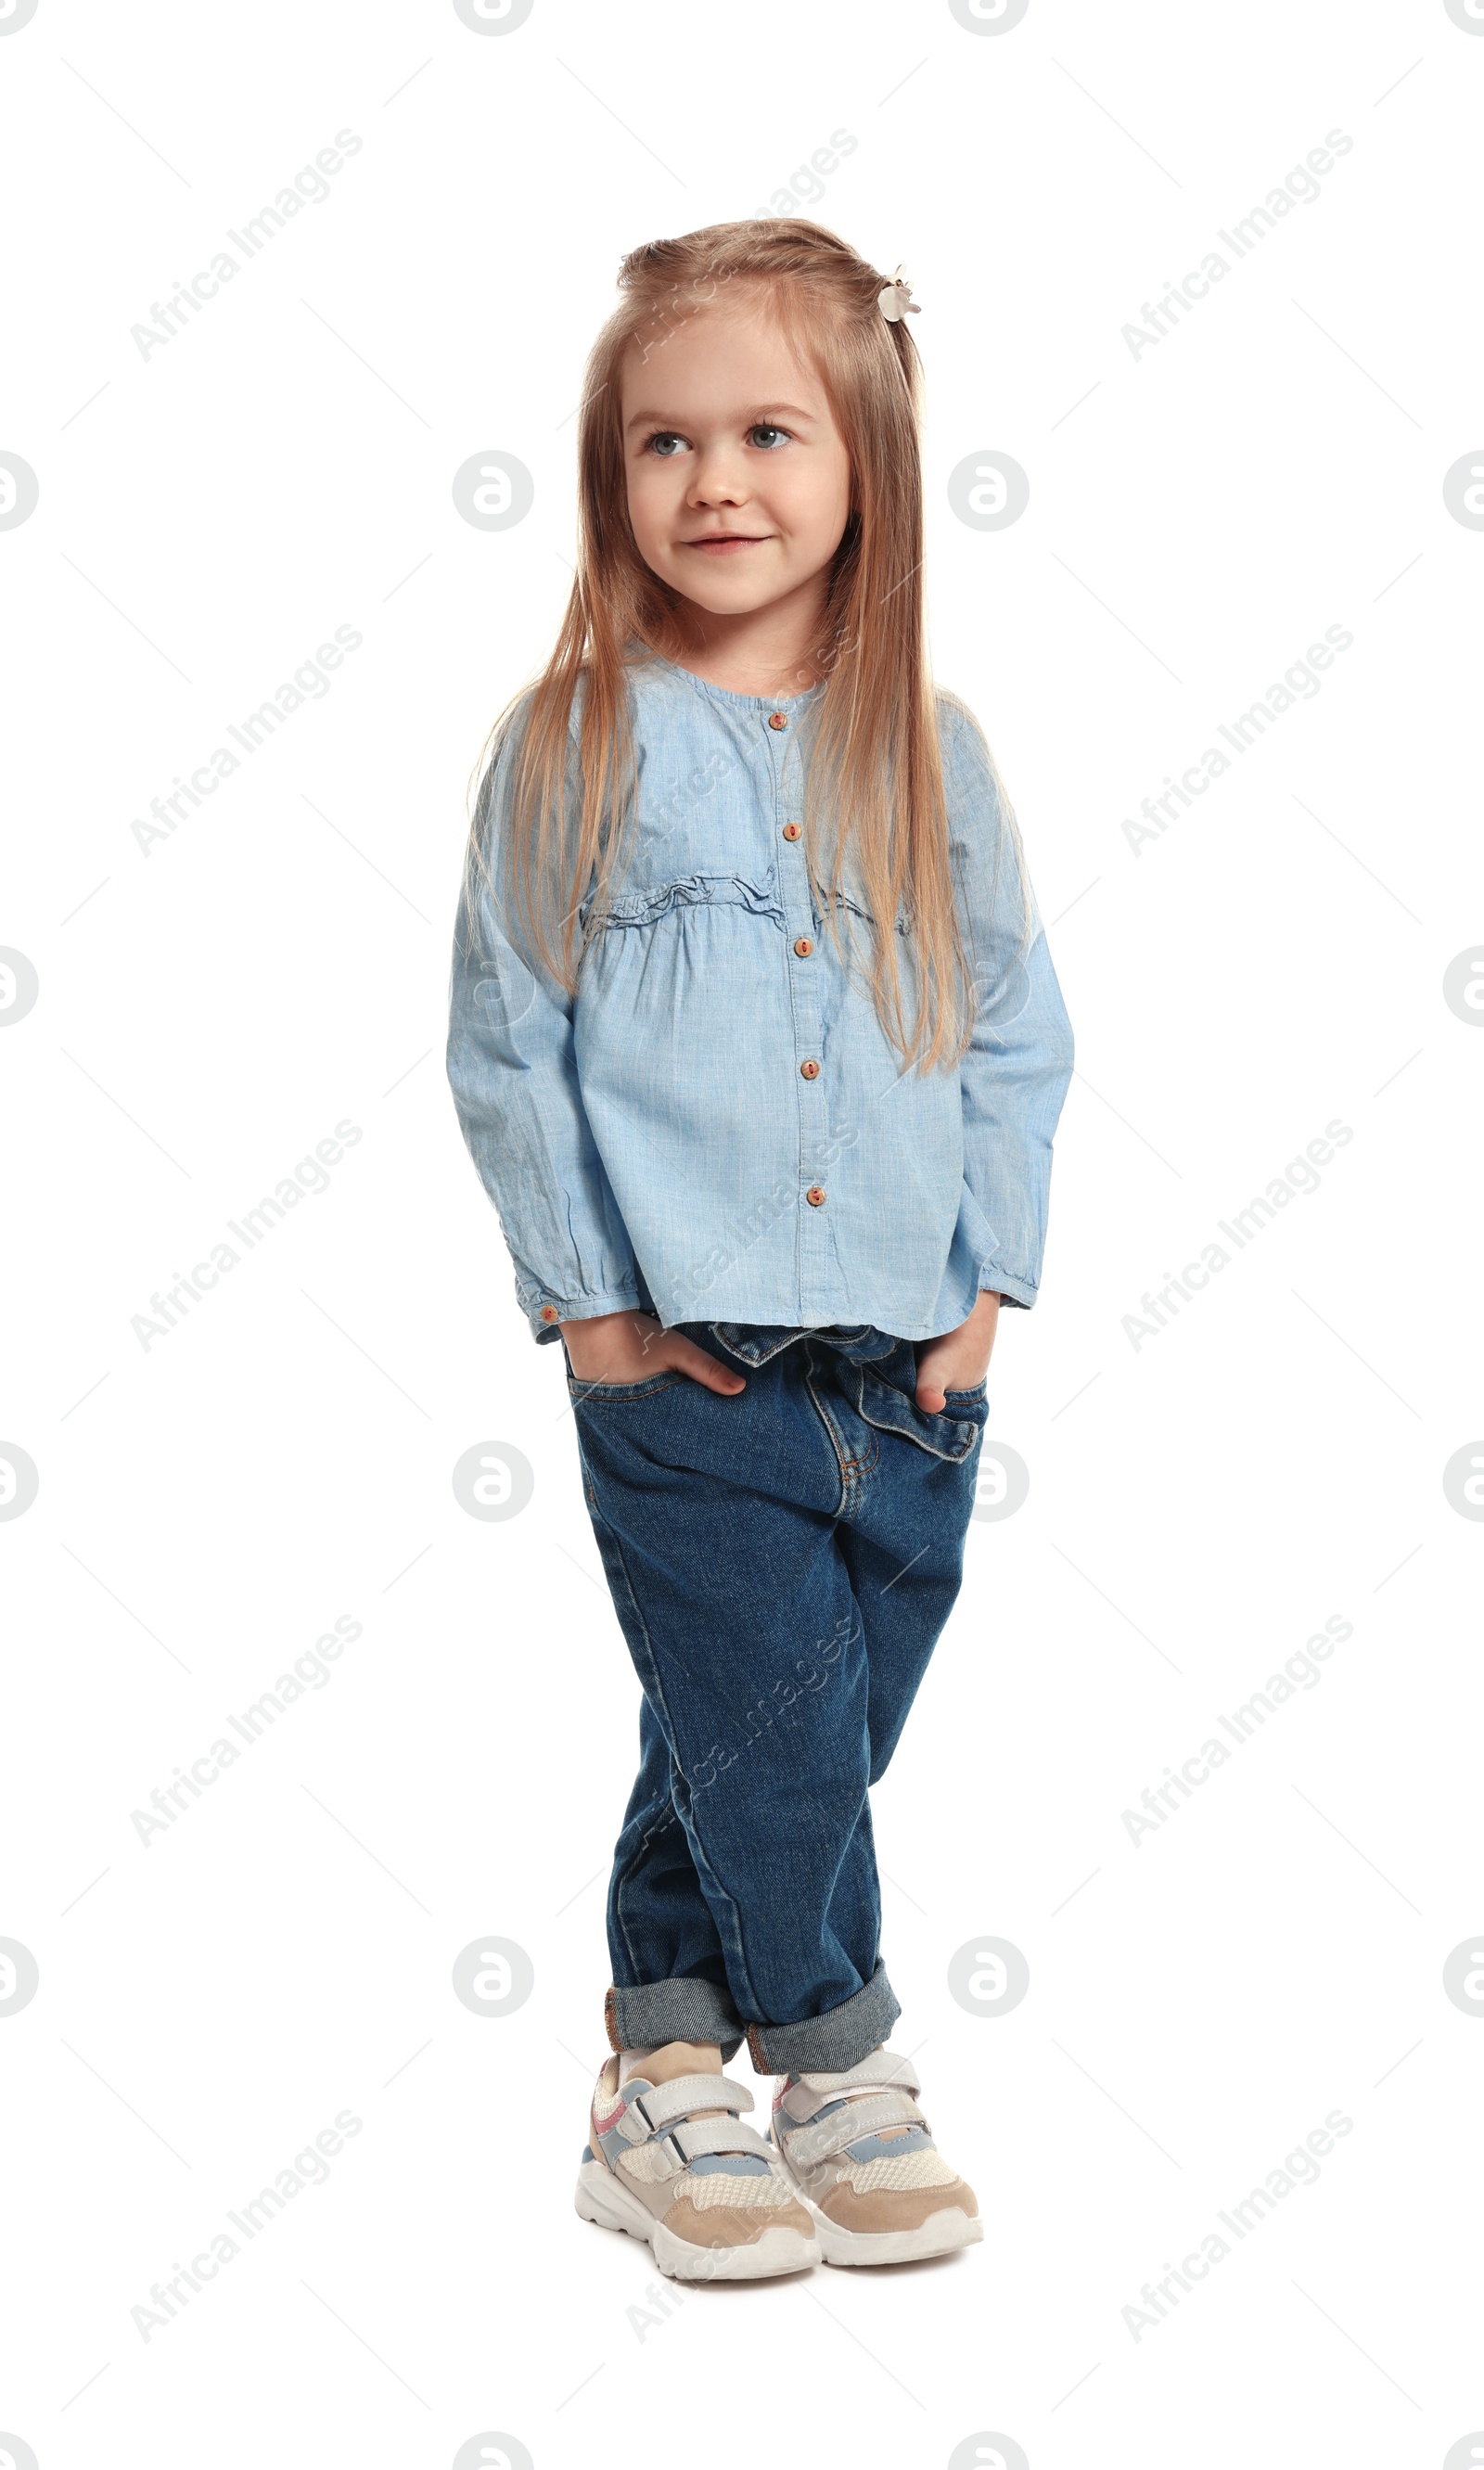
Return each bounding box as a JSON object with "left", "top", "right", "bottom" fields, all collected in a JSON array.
[{"left": 764, "top": 704, "right": 831, "bottom": 1314}]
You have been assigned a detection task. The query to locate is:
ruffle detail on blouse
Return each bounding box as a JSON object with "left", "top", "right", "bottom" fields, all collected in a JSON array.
[
  {"left": 581, "top": 871, "right": 786, "bottom": 933},
  {"left": 815, "top": 889, "right": 913, "bottom": 939}
]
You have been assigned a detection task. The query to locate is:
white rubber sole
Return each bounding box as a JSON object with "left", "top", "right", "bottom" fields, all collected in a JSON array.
[
  {"left": 810, "top": 2199, "right": 984, "bottom": 2268},
  {"left": 772, "top": 2152, "right": 985, "bottom": 2268},
  {"left": 574, "top": 2157, "right": 818, "bottom": 2282}
]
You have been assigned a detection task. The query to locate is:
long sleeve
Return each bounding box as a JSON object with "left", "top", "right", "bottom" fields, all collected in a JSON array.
[
  {"left": 446, "top": 710, "right": 645, "bottom": 1346},
  {"left": 941, "top": 697, "right": 1074, "bottom": 1311}
]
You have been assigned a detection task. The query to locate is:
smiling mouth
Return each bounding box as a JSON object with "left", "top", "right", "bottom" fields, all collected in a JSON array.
[{"left": 681, "top": 535, "right": 772, "bottom": 553}]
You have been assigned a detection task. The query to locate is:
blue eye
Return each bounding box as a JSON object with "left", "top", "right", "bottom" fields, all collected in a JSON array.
[
  {"left": 749, "top": 424, "right": 788, "bottom": 449},
  {"left": 646, "top": 431, "right": 685, "bottom": 456}
]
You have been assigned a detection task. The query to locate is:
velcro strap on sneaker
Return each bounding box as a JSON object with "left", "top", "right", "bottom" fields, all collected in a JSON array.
[
  {"left": 662, "top": 2117, "right": 775, "bottom": 2166},
  {"left": 781, "top": 2089, "right": 926, "bottom": 2165},
  {"left": 622, "top": 2074, "right": 754, "bottom": 2136},
  {"left": 794, "top": 2052, "right": 921, "bottom": 2097}
]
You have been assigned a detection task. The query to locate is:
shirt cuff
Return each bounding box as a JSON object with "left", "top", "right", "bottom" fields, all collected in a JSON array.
[
  {"left": 980, "top": 1270, "right": 1038, "bottom": 1312},
  {"left": 526, "top": 1286, "right": 645, "bottom": 1345}
]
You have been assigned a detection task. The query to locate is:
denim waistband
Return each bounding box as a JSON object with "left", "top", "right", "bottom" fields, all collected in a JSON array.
[{"left": 698, "top": 1321, "right": 903, "bottom": 1370}]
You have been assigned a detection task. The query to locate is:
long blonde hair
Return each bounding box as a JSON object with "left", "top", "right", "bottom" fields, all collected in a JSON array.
[{"left": 470, "top": 216, "right": 1027, "bottom": 1073}]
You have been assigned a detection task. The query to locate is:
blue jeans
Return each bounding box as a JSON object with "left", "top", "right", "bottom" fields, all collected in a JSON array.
[{"left": 565, "top": 1320, "right": 989, "bottom": 2073}]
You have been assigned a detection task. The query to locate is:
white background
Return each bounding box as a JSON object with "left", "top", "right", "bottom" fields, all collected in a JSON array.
[{"left": 3, "top": 1, "right": 1482, "bottom": 2464}]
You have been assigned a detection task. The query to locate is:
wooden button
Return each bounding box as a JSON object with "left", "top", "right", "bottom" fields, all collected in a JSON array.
[
  {"left": 806, "top": 1184, "right": 826, "bottom": 1207},
  {"left": 782, "top": 821, "right": 802, "bottom": 841},
  {"left": 540, "top": 1305, "right": 559, "bottom": 1324},
  {"left": 768, "top": 710, "right": 787, "bottom": 730},
  {"left": 792, "top": 936, "right": 813, "bottom": 957},
  {"left": 800, "top": 1057, "right": 820, "bottom": 1079}
]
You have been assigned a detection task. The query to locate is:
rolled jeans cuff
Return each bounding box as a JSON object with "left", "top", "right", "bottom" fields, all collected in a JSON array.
[
  {"left": 743, "top": 1959, "right": 901, "bottom": 2076},
  {"left": 605, "top": 1977, "right": 745, "bottom": 2063}
]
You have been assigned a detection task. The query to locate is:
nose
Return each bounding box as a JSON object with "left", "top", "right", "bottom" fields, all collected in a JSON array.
[{"left": 686, "top": 444, "right": 749, "bottom": 510}]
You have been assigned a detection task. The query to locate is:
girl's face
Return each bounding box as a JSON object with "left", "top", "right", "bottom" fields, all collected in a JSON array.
[{"left": 620, "top": 298, "right": 852, "bottom": 624}]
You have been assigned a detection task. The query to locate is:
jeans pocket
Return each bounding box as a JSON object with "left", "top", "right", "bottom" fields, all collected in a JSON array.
[
  {"left": 853, "top": 1363, "right": 985, "bottom": 1463},
  {"left": 568, "top": 1370, "right": 686, "bottom": 1405}
]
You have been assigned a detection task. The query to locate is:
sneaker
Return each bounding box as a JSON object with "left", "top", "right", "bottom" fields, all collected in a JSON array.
[
  {"left": 769, "top": 2048, "right": 983, "bottom": 2266},
  {"left": 575, "top": 2050, "right": 819, "bottom": 2281}
]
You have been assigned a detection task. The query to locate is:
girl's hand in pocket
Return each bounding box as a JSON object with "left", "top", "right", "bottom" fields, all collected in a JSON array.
[
  {"left": 561, "top": 1310, "right": 747, "bottom": 1395},
  {"left": 913, "top": 1291, "right": 1000, "bottom": 1413}
]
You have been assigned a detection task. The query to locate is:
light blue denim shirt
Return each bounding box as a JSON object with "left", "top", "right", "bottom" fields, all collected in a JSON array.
[{"left": 447, "top": 653, "right": 1073, "bottom": 1347}]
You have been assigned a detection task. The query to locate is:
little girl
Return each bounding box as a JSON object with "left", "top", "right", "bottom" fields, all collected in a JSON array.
[{"left": 447, "top": 219, "right": 1073, "bottom": 2282}]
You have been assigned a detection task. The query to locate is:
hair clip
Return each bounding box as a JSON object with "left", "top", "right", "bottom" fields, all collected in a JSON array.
[{"left": 877, "top": 265, "right": 920, "bottom": 323}]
